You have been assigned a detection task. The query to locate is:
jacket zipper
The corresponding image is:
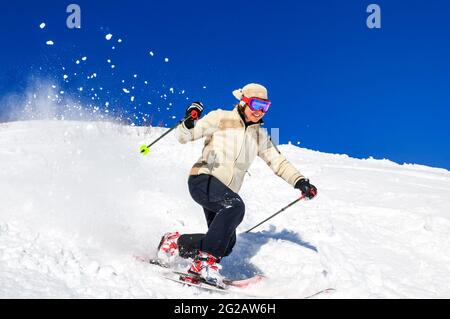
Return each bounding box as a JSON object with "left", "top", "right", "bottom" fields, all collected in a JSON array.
[{"left": 227, "top": 118, "right": 248, "bottom": 187}]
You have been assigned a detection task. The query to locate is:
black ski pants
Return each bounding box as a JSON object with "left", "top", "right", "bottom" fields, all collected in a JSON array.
[{"left": 177, "top": 174, "right": 245, "bottom": 260}]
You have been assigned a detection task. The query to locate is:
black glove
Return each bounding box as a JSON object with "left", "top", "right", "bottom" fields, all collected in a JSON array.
[
  {"left": 295, "top": 178, "right": 318, "bottom": 200},
  {"left": 184, "top": 102, "right": 204, "bottom": 129}
]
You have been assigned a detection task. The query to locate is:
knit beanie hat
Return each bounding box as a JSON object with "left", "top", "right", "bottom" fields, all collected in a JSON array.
[{"left": 232, "top": 83, "right": 268, "bottom": 100}]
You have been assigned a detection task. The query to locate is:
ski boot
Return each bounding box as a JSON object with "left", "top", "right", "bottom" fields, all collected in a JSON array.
[
  {"left": 183, "top": 250, "right": 225, "bottom": 288},
  {"left": 156, "top": 231, "right": 181, "bottom": 264}
]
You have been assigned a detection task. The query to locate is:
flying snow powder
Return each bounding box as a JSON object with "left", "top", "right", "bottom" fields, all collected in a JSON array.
[
  {"left": 46, "top": 40, "right": 54, "bottom": 46},
  {"left": 105, "top": 34, "right": 113, "bottom": 40},
  {"left": 39, "top": 23, "right": 46, "bottom": 29}
]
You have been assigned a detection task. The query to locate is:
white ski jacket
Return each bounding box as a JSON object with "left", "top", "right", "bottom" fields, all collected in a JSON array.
[{"left": 177, "top": 107, "right": 305, "bottom": 193}]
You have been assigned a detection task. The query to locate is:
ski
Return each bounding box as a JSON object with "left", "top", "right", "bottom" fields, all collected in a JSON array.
[
  {"left": 224, "top": 274, "right": 266, "bottom": 288},
  {"left": 135, "top": 255, "right": 265, "bottom": 290},
  {"left": 135, "top": 255, "right": 335, "bottom": 298},
  {"left": 167, "top": 270, "right": 334, "bottom": 298},
  {"left": 135, "top": 255, "right": 170, "bottom": 268},
  {"left": 304, "top": 288, "right": 336, "bottom": 299},
  {"left": 162, "top": 271, "right": 267, "bottom": 297},
  {"left": 174, "top": 270, "right": 265, "bottom": 290}
]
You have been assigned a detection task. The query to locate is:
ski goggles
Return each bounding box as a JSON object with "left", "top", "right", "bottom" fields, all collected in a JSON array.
[{"left": 241, "top": 96, "right": 271, "bottom": 113}]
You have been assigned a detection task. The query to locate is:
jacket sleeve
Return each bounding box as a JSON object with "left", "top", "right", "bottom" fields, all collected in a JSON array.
[
  {"left": 176, "top": 110, "right": 220, "bottom": 144},
  {"left": 257, "top": 128, "right": 305, "bottom": 187}
]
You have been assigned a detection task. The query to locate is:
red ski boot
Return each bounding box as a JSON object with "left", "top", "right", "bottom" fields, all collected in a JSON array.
[
  {"left": 186, "top": 251, "right": 225, "bottom": 288},
  {"left": 156, "top": 231, "right": 181, "bottom": 263}
]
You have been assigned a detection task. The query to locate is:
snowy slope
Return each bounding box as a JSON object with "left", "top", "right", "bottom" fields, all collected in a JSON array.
[{"left": 0, "top": 120, "right": 449, "bottom": 298}]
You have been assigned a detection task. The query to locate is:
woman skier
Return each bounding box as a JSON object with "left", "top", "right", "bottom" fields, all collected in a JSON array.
[{"left": 156, "top": 83, "right": 317, "bottom": 286}]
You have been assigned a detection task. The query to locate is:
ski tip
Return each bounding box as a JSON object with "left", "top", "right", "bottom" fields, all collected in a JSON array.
[
  {"left": 223, "top": 274, "right": 266, "bottom": 288},
  {"left": 304, "top": 288, "right": 337, "bottom": 299}
]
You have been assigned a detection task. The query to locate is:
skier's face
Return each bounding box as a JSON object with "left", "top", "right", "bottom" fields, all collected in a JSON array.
[{"left": 244, "top": 105, "right": 265, "bottom": 123}]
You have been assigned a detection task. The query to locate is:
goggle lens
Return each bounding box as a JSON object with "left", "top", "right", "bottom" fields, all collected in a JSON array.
[{"left": 242, "top": 96, "right": 271, "bottom": 113}]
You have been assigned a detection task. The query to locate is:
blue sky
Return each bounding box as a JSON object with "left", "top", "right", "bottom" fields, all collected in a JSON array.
[{"left": 1, "top": 0, "right": 449, "bottom": 169}]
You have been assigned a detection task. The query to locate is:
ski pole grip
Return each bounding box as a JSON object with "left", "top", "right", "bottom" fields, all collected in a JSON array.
[{"left": 190, "top": 110, "right": 199, "bottom": 120}]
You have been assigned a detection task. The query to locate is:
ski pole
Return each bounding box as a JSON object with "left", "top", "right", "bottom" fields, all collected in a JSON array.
[
  {"left": 139, "top": 110, "right": 199, "bottom": 155},
  {"left": 244, "top": 195, "right": 305, "bottom": 233}
]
